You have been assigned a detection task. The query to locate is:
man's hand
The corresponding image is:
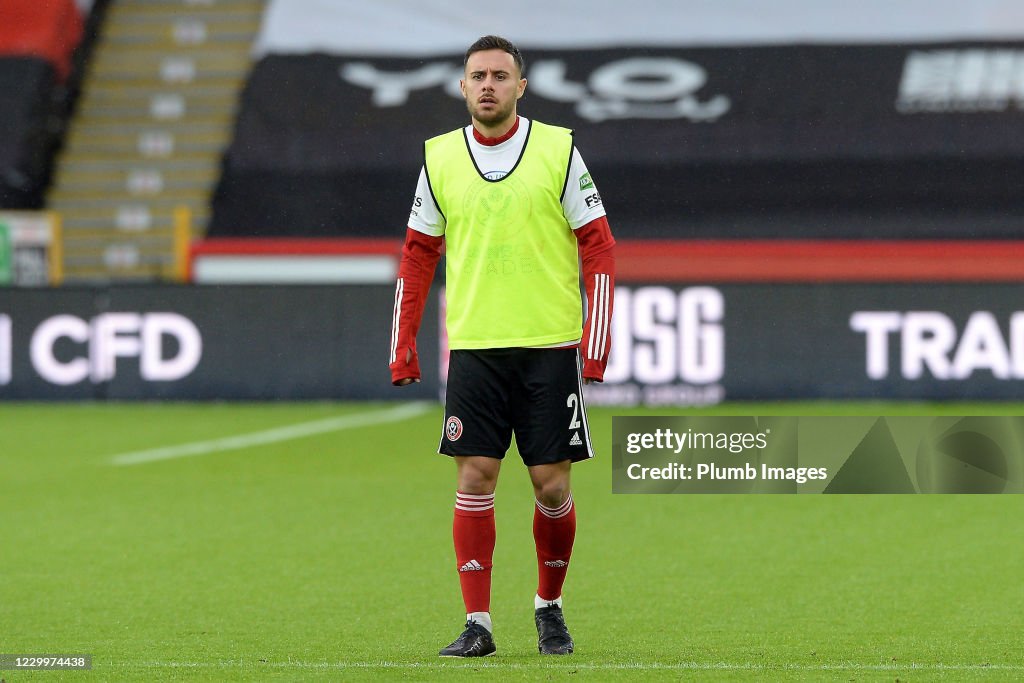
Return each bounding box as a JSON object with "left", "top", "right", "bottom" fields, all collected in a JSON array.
[{"left": 394, "top": 348, "right": 420, "bottom": 386}]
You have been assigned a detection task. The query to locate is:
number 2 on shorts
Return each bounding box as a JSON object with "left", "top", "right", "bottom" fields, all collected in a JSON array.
[{"left": 567, "top": 392, "right": 581, "bottom": 430}]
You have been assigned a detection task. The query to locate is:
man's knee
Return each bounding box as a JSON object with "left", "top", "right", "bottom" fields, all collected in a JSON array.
[
  {"left": 456, "top": 456, "right": 501, "bottom": 494},
  {"left": 530, "top": 462, "right": 572, "bottom": 508}
]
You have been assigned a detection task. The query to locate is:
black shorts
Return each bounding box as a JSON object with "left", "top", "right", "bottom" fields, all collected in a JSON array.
[{"left": 439, "top": 348, "right": 595, "bottom": 466}]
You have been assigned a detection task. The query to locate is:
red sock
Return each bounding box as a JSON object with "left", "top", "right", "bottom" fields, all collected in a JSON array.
[
  {"left": 534, "top": 493, "right": 576, "bottom": 601},
  {"left": 453, "top": 491, "right": 495, "bottom": 614}
]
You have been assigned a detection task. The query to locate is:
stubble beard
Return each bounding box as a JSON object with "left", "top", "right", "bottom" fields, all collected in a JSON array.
[{"left": 467, "top": 98, "right": 515, "bottom": 130}]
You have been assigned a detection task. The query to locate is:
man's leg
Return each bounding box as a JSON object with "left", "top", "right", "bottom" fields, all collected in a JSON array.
[
  {"left": 528, "top": 460, "right": 576, "bottom": 655},
  {"left": 454, "top": 455, "right": 501, "bottom": 625},
  {"left": 512, "top": 349, "right": 591, "bottom": 655},
  {"left": 439, "top": 455, "right": 501, "bottom": 657},
  {"left": 438, "top": 349, "right": 516, "bottom": 656}
]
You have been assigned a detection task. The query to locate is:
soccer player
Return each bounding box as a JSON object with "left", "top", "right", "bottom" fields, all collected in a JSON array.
[{"left": 389, "top": 35, "right": 615, "bottom": 658}]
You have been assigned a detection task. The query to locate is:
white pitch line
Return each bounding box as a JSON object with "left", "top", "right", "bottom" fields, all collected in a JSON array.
[
  {"left": 109, "top": 403, "right": 432, "bottom": 466},
  {"left": 109, "top": 661, "right": 1024, "bottom": 672}
]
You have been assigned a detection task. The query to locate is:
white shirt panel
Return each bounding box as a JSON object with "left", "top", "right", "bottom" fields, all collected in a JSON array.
[
  {"left": 407, "top": 167, "right": 444, "bottom": 236},
  {"left": 469, "top": 118, "right": 532, "bottom": 181},
  {"left": 562, "top": 148, "right": 606, "bottom": 230}
]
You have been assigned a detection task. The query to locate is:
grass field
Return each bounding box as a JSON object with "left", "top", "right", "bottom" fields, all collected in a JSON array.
[{"left": 2, "top": 401, "right": 1023, "bottom": 681}]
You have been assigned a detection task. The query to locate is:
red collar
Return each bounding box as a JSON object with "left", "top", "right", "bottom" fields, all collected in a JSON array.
[{"left": 472, "top": 116, "right": 520, "bottom": 146}]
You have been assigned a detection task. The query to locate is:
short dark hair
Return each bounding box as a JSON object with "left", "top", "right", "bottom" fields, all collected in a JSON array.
[{"left": 465, "top": 35, "right": 524, "bottom": 76}]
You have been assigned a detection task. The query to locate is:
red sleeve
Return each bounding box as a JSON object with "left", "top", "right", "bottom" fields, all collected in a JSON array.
[
  {"left": 576, "top": 216, "right": 616, "bottom": 382},
  {"left": 390, "top": 227, "right": 443, "bottom": 385}
]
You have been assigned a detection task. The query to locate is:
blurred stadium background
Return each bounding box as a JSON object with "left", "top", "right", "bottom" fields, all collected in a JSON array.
[
  {"left": 3, "top": 0, "right": 1024, "bottom": 403},
  {"left": 2, "top": 1, "right": 1024, "bottom": 678}
]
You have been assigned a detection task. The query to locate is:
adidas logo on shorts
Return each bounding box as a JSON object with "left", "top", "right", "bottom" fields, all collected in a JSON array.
[{"left": 569, "top": 432, "right": 582, "bottom": 446}]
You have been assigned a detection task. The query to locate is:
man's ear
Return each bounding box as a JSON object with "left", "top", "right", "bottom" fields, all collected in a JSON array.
[{"left": 517, "top": 78, "right": 527, "bottom": 100}]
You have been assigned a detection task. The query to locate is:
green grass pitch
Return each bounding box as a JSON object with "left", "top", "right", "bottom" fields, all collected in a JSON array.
[{"left": 1, "top": 401, "right": 1022, "bottom": 681}]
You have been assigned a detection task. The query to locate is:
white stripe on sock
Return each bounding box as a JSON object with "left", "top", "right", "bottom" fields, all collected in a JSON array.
[
  {"left": 536, "top": 494, "right": 573, "bottom": 519},
  {"left": 456, "top": 503, "right": 494, "bottom": 509},
  {"left": 456, "top": 492, "right": 494, "bottom": 512}
]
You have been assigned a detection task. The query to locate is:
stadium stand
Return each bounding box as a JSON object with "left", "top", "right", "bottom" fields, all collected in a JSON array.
[
  {"left": 209, "top": 0, "right": 1024, "bottom": 242},
  {"left": 0, "top": 0, "right": 97, "bottom": 210},
  {"left": 6, "top": 0, "right": 1024, "bottom": 283},
  {"left": 46, "top": 0, "right": 264, "bottom": 282}
]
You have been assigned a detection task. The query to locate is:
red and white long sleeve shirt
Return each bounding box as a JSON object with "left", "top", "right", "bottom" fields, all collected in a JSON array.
[{"left": 390, "top": 117, "right": 615, "bottom": 385}]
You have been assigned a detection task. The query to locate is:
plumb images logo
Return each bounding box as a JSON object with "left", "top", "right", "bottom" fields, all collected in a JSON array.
[
  {"left": 822, "top": 417, "right": 1022, "bottom": 494},
  {"left": 915, "top": 418, "right": 1016, "bottom": 494}
]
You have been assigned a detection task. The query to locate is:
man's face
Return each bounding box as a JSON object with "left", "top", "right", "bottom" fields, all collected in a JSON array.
[{"left": 461, "top": 49, "right": 526, "bottom": 128}]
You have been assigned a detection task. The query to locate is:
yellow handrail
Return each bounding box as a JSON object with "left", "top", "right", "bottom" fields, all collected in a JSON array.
[{"left": 173, "top": 205, "right": 192, "bottom": 282}]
